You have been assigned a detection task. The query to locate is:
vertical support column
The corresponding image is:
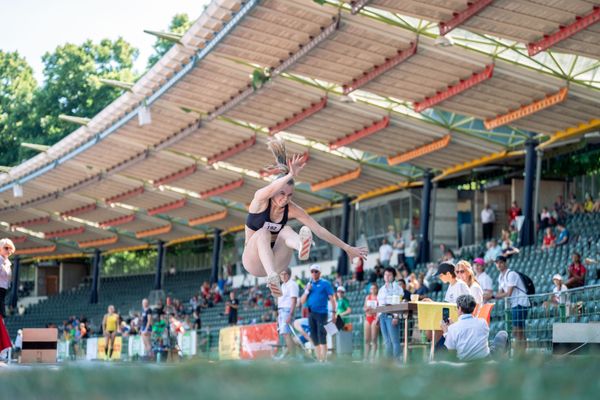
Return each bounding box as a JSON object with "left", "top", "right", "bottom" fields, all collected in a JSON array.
[
  {"left": 520, "top": 139, "right": 538, "bottom": 247},
  {"left": 9, "top": 255, "right": 21, "bottom": 309},
  {"left": 418, "top": 171, "right": 433, "bottom": 264},
  {"left": 337, "top": 196, "right": 351, "bottom": 276},
  {"left": 210, "top": 228, "right": 222, "bottom": 285},
  {"left": 89, "top": 249, "right": 101, "bottom": 304},
  {"left": 154, "top": 240, "right": 165, "bottom": 290},
  {"left": 533, "top": 149, "right": 543, "bottom": 243}
]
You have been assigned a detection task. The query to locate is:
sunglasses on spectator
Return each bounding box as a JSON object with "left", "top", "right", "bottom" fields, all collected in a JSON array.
[
  {"left": 311, "top": 271, "right": 320, "bottom": 274},
  {"left": 455, "top": 270, "right": 465, "bottom": 273},
  {"left": 3, "top": 247, "right": 13, "bottom": 251}
]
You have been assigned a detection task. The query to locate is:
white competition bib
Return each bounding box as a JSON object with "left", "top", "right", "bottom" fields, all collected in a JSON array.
[{"left": 263, "top": 221, "right": 282, "bottom": 232}]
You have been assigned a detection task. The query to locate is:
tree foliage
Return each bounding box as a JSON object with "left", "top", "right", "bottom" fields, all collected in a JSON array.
[
  {"left": 0, "top": 39, "right": 138, "bottom": 166},
  {"left": 35, "top": 38, "right": 138, "bottom": 146},
  {"left": 0, "top": 50, "right": 38, "bottom": 166},
  {"left": 147, "top": 13, "right": 192, "bottom": 69}
]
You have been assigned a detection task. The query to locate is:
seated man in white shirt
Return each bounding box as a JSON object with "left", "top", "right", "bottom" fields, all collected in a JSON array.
[{"left": 440, "top": 294, "right": 509, "bottom": 361}]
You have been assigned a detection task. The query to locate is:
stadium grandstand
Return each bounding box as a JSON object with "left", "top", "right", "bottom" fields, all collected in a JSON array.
[{"left": 1, "top": 0, "right": 600, "bottom": 391}]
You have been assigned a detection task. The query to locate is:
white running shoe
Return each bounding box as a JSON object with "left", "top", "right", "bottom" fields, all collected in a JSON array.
[
  {"left": 298, "top": 226, "right": 312, "bottom": 261},
  {"left": 267, "top": 272, "right": 283, "bottom": 297}
]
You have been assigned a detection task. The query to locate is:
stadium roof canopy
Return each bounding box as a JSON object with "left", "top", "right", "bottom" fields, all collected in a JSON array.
[{"left": 0, "top": 0, "right": 598, "bottom": 258}]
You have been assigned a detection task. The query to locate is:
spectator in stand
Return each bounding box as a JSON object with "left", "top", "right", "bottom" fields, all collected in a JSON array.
[
  {"left": 502, "top": 239, "right": 520, "bottom": 259},
  {"left": 397, "top": 279, "right": 412, "bottom": 302},
  {"left": 494, "top": 255, "right": 530, "bottom": 349},
  {"left": 568, "top": 193, "right": 583, "bottom": 214},
  {"left": 484, "top": 240, "right": 503, "bottom": 264},
  {"left": 481, "top": 204, "right": 495, "bottom": 241},
  {"left": 300, "top": 264, "right": 336, "bottom": 363},
  {"left": 189, "top": 295, "right": 199, "bottom": 311},
  {"left": 593, "top": 193, "right": 600, "bottom": 212},
  {"left": 539, "top": 206, "right": 552, "bottom": 230},
  {"left": 386, "top": 225, "right": 396, "bottom": 244},
  {"left": 566, "top": 252, "right": 586, "bottom": 289},
  {"left": 277, "top": 267, "right": 299, "bottom": 358},
  {"left": 353, "top": 257, "right": 365, "bottom": 285},
  {"left": 554, "top": 195, "right": 567, "bottom": 224},
  {"left": 405, "top": 233, "right": 418, "bottom": 273},
  {"left": 501, "top": 229, "right": 511, "bottom": 249},
  {"left": 473, "top": 258, "right": 493, "bottom": 302},
  {"left": 377, "top": 267, "right": 402, "bottom": 362},
  {"left": 555, "top": 223, "right": 569, "bottom": 246},
  {"left": 200, "top": 281, "right": 211, "bottom": 300},
  {"left": 226, "top": 291, "right": 239, "bottom": 326},
  {"left": 192, "top": 311, "right": 201, "bottom": 330},
  {"left": 333, "top": 272, "right": 343, "bottom": 289},
  {"left": 508, "top": 201, "right": 522, "bottom": 229},
  {"left": 393, "top": 233, "right": 405, "bottom": 267},
  {"left": 379, "top": 239, "right": 393, "bottom": 268},
  {"left": 424, "top": 262, "right": 441, "bottom": 293},
  {"left": 455, "top": 260, "right": 483, "bottom": 305},
  {"left": 415, "top": 273, "right": 429, "bottom": 298},
  {"left": 584, "top": 193, "right": 594, "bottom": 213},
  {"left": 541, "top": 227, "right": 556, "bottom": 250},
  {"left": 335, "top": 286, "right": 352, "bottom": 329},
  {"left": 211, "top": 283, "right": 222, "bottom": 304},
  {"left": 165, "top": 297, "right": 176, "bottom": 315},
  {"left": 363, "top": 284, "right": 379, "bottom": 361},
  {"left": 544, "top": 274, "right": 568, "bottom": 310}
]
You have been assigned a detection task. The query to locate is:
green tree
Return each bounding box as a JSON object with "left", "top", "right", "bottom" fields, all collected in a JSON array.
[
  {"left": 33, "top": 37, "right": 138, "bottom": 149},
  {"left": 0, "top": 50, "right": 37, "bottom": 166},
  {"left": 147, "top": 13, "right": 192, "bottom": 69}
]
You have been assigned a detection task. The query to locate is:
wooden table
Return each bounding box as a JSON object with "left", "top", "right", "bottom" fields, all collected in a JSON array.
[{"left": 374, "top": 303, "right": 418, "bottom": 363}]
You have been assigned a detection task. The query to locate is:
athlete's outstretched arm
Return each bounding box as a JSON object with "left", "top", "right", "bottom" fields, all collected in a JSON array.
[
  {"left": 251, "top": 154, "right": 306, "bottom": 204},
  {"left": 290, "top": 203, "right": 368, "bottom": 261}
]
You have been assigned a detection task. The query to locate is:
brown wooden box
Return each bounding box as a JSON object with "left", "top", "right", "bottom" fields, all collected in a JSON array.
[{"left": 20, "top": 328, "right": 58, "bottom": 364}]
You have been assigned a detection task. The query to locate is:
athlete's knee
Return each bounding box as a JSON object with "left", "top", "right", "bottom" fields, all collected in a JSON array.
[{"left": 253, "top": 227, "right": 272, "bottom": 241}]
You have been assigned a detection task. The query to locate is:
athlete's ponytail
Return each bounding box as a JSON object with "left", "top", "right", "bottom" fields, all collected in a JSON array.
[{"left": 265, "top": 137, "right": 294, "bottom": 184}]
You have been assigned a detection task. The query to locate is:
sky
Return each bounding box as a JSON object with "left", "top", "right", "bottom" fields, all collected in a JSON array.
[{"left": 0, "top": 0, "right": 211, "bottom": 84}]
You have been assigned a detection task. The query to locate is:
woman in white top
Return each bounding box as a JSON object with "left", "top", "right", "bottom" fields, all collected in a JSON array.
[
  {"left": 0, "top": 238, "right": 16, "bottom": 317},
  {"left": 455, "top": 260, "right": 483, "bottom": 305},
  {"left": 0, "top": 238, "right": 16, "bottom": 353}
]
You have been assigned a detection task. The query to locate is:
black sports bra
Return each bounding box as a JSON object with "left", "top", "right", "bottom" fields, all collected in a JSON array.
[{"left": 246, "top": 198, "right": 289, "bottom": 234}]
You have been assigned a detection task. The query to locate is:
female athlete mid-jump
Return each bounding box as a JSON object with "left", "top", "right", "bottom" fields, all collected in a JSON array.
[{"left": 242, "top": 138, "right": 368, "bottom": 296}]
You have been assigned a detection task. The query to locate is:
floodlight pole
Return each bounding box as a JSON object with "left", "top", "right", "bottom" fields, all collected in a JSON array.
[
  {"left": 418, "top": 171, "right": 433, "bottom": 264},
  {"left": 210, "top": 229, "right": 222, "bottom": 285},
  {"left": 337, "top": 195, "right": 351, "bottom": 276},
  {"left": 154, "top": 241, "right": 165, "bottom": 290},
  {"left": 533, "top": 149, "right": 543, "bottom": 244},
  {"left": 90, "top": 249, "right": 101, "bottom": 304},
  {"left": 520, "top": 139, "right": 538, "bottom": 247}
]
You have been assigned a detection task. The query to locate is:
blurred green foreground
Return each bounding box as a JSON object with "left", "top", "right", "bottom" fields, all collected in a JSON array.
[{"left": 0, "top": 356, "right": 598, "bottom": 400}]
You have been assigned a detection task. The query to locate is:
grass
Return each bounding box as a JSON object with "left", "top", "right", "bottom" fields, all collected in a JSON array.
[{"left": 0, "top": 356, "right": 599, "bottom": 399}]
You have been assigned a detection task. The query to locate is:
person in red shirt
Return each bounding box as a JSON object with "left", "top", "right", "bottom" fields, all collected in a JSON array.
[
  {"left": 541, "top": 227, "right": 556, "bottom": 250},
  {"left": 508, "top": 201, "right": 522, "bottom": 228},
  {"left": 566, "top": 252, "right": 586, "bottom": 289}
]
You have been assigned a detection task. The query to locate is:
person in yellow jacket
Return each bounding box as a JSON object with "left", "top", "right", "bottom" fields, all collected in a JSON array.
[{"left": 102, "top": 305, "right": 120, "bottom": 360}]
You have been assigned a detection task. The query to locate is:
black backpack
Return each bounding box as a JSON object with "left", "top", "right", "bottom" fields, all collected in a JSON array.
[{"left": 512, "top": 271, "right": 535, "bottom": 295}]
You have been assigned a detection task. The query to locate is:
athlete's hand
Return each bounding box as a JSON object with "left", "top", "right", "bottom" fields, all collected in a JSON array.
[
  {"left": 346, "top": 245, "right": 368, "bottom": 261},
  {"left": 287, "top": 153, "right": 307, "bottom": 178}
]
